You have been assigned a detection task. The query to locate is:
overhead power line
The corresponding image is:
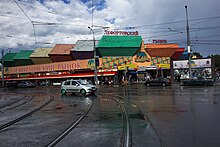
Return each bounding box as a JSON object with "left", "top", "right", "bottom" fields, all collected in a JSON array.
[
  {"left": 112, "top": 15, "right": 220, "bottom": 30},
  {"left": 14, "top": 0, "right": 37, "bottom": 44}
]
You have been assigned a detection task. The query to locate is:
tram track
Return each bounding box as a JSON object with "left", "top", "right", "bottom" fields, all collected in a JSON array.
[
  {"left": 47, "top": 94, "right": 131, "bottom": 147},
  {"left": 107, "top": 93, "right": 161, "bottom": 147},
  {"left": 46, "top": 97, "right": 93, "bottom": 147},
  {"left": 0, "top": 95, "right": 34, "bottom": 114},
  {"left": 0, "top": 96, "right": 54, "bottom": 131},
  {"left": 110, "top": 96, "right": 132, "bottom": 147}
]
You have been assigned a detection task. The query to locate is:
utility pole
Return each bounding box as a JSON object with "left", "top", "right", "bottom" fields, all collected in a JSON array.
[
  {"left": 88, "top": 26, "right": 98, "bottom": 85},
  {"left": 185, "top": 5, "right": 192, "bottom": 79},
  {"left": 1, "top": 49, "right": 4, "bottom": 87}
]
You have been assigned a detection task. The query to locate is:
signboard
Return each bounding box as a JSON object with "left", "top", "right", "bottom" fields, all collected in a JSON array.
[
  {"left": 153, "top": 39, "right": 167, "bottom": 44},
  {"left": 118, "top": 64, "right": 137, "bottom": 70},
  {"left": 118, "top": 66, "right": 126, "bottom": 70},
  {"left": 157, "top": 64, "right": 170, "bottom": 69},
  {"left": 5, "top": 59, "right": 101, "bottom": 74},
  {"left": 173, "top": 58, "right": 211, "bottom": 69},
  {"left": 104, "top": 30, "right": 139, "bottom": 36}
]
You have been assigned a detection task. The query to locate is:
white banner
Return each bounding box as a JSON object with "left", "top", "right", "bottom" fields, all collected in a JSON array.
[{"left": 173, "top": 58, "right": 211, "bottom": 69}]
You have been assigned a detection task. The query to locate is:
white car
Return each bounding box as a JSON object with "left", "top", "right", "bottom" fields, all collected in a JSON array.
[{"left": 60, "top": 79, "right": 97, "bottom": 95}]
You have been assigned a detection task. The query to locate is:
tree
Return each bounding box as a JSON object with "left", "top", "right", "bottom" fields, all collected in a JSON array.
[
  {"left": 208, "top": 54, "right": 220, "bottom": 69},
  {"left": 192, "top": 52, "right": 203, "bottom": 58}
]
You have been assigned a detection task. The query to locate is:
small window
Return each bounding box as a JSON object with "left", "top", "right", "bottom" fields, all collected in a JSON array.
[{"left": 64, "top": 81, "right": 70, "bottom": 85}]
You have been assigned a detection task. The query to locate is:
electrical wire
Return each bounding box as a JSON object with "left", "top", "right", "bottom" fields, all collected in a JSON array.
[{"left": 13, "top": 0, "right": 37, "bottom": 43}]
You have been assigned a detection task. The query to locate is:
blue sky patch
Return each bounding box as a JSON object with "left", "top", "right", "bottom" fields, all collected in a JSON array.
[{"left": 81, "top": 0, "right": 106, "bottom": 11}]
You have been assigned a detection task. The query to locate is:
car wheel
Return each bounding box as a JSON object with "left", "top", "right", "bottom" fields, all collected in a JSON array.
[
  {"left": 162, "top": 83, "right": 166, "bottom": 86},
  {"left": 80, "top": 89, "right": 86, "bottom": 95},
  {"left": 61, "top": 89, "right": 67, "bottom": 95}
]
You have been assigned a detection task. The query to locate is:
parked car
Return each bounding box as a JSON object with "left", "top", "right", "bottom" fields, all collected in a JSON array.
[
  {"left": 144, "top": 77, "right": 171, "bottom": 87},
  {"left": 17, "top": 81, "right": 36, "bottom": 88},
  {"left": 60, "top": 79, "right": 97, "bottom": 95},
  {"left": 181, "top": 76, "right": 214, "bottom": 86}
]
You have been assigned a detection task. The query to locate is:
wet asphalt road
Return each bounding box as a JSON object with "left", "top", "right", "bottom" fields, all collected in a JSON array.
[{"left": 0, "top": 83, "right": 220, "bottom": 147}]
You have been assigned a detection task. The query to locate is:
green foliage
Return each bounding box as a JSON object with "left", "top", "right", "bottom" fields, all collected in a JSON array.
[
  {"left": 192, "top": 52, "right": 203, "bottom": 58},
  {"left": 208, "top": 54, "right": 220, "bottom": 69}
]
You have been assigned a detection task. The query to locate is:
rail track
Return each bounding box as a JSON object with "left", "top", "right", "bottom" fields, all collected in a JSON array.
[
  {"left": 0, "top": 96, "right": 54, "bottom": 131},
  {"left": 46, "top": 97, "right": 93, "bottom": 147},
  {"left": 47, "top": 95, "right": 131, "bottom": 147},
  {"left": 108, "top": 94, "right": 161, "bottom": 147},
  {"left": 110, "top": 96, "right": 132, "bottom": 147},
  {"left": 0, "top": 95, "right": 34, "bottom": 114}
]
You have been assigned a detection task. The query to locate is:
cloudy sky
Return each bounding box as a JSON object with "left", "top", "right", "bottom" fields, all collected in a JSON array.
[{"left": 0, "top": 0, "right": 220, "bottom": 57}]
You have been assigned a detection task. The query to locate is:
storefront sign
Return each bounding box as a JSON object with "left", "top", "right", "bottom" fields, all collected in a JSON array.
[
  {"left": 105, "top": 30, "right": 139, "bottom": 36},
  {"left": 5, "top": 59, "right": 96, "bottom": 74},
  {"left": 118, "top": 66, "right": 126, "bottom": 70},
  {"left": 173, "top": 58, "right": 211, "bottom": 69},
  {"left": 118, "top": 64, "right": 137, "bottom": 70},
  {"left": 157, "top": 64, "right": 170, "bottom": 69},
  {"left": 137, "top": 66, "right": 158, "bottom": 72},
  {"left": 153, "top": 39, "right": 167, "bottom": 44}
]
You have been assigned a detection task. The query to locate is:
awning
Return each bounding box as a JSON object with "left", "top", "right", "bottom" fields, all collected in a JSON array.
[
  {"left": 4, "top": 71, "right": 117, "bottom": 81},
  {"left": 171, "top": 48, "right": 185, "bottom": 60},
  {"left": 138, "top": 66, "right": 158, "bottom": 71}
]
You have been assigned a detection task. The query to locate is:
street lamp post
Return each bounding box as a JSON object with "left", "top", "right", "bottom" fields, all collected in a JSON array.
[
  {"left": 88, "top": 26, "right": 98, "bottom": 85},
  {"left": 185, "top": 5, "right": 192, "bottom": 79}
]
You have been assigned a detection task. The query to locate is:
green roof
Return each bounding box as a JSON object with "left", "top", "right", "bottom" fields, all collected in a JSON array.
[
  {"left": 2, "top": 53, "right": 17, "bottom": 62},
  {"left": 97, "top": 36, "right": 142, "bottom": 47},
  {"left": 97, "top": 36, "right": 142, "bottom": 56},
  {"left": 13, "top": 50, "right": 34, "bottom": 60}
]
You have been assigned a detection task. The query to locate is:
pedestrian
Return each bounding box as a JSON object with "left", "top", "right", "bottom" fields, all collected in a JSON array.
[
  {"left": 177, "top": 73, "right": 181, "bottom": 83},
  {"left": 145, "top": 73, "right": 151, "bottom": 81}
]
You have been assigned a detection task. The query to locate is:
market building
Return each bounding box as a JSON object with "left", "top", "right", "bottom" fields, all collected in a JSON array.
[
  {"left": 29, "top": 48, "right": 53, "bottom": 64},
  {"left": 1, "top": 33, "right": 186, "bottom": 85},
  {"left": 70, "top": 40, "right": 99, "bottom": 60},
  {"left": 48, "top": 44, "right": 74, "bottom": 62},
  {"left": 1, "top": 52, "right": 17, "bottom": 67},
  {"left": 13, "top": 50, "right": 34, "bottom": 66}
]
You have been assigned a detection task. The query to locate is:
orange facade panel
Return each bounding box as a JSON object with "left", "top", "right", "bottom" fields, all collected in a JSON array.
[
  {"left": 145, "top": 43, "right": 179, "bottom": 49},
  {"left": 147, "top": 48, "right": 177, "bottom": 57},
  {"left": 171, "top": 48, "right": 185, "bottom": 59},
  {"left": 145, "top": 44, "right": 181, "bottom": 57}
]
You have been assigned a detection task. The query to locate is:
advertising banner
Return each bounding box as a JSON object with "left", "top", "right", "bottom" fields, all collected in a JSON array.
[{"left": 173, "top": 58, "right": 211, "bottom": 69}]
